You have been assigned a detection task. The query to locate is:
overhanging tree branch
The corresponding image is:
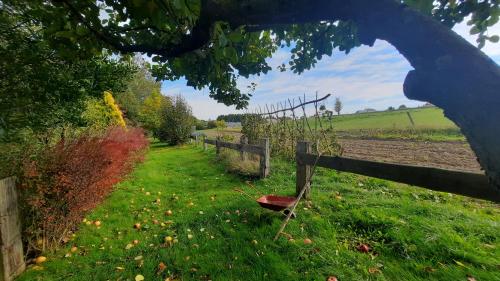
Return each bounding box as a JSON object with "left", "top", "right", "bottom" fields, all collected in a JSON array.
[{"left": 59, "top": 0, "right": 212, "bottom": 57}]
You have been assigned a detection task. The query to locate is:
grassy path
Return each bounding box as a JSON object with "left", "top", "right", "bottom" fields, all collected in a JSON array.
[{"left": 19, "top": 144, "right": 500, "bottom": 281}]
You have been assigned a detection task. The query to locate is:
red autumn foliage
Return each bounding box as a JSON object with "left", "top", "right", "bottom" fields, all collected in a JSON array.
[{"left": 19, "top": 127, "right": 148, "bottom": 252}]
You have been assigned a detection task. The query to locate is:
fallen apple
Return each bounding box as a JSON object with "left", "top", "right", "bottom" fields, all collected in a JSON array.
[
  {"left": 133, "top": 223, "right": 141, "bottom": 229},
  {"left": 357, "top": 244, "right": 370, "bottom": 253},
  {"left": 164, "top": 236, "right": 173, "bottom": 243},
  {"left": 158, "top": 262, "right": 167, "bottom": 273},
  {"left": 32, "top": 265, "right": 44, "bottom": 271},
  {"left": 165, "top": 210, "right": 173, "bottom": 216},
  {"left": 94, "top": 221, "right": 101, "bottom": 227},
  {"left": 70, "top": 246, "right": 78, "bottom": 253},
  {"left": 327, "top": 276, "right": 338, "bottom": 281},
  {"left": 133, "top": 240, "right": 140, "bottom": 245},
  {"left": 304, "top": 238, "right": 313, "bottom": 245},
  {"left": 35, "top": 256, "right": 47, "bottom": 264}
]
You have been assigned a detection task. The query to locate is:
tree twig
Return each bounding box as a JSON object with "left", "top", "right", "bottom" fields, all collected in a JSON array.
[{"left": 256, "top": 94, "right": 330, "bottom": 116}]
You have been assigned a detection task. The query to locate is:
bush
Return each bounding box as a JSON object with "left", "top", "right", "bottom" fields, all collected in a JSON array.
[
  {"left": 194, "top": 119, "right": 208, "bottom": 130},
  {"left": 18, "top": 127, "right": 148, "bottom": 253},
  {"left": 137, "top": 89, "right": 171, "bottom": 135},
  {"left": 207, "top": 120, "right": 217, "bottom": 129},
  {"left": 215, "top": 120, "right": 226, "bottom": 130},
  {"left": 156, "top": 95, "right": 194, "bottom": 145},
  {"left": 82, "top": 91, "right": 127, "bottom": 130}
]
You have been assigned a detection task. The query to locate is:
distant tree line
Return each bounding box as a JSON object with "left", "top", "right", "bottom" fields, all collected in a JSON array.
[{"left": 216, "top": 114, "right": 247, "bottom": 122}]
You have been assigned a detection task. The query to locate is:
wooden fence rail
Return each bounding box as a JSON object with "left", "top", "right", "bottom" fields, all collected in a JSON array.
[
  {"left": 203, "top": 137, "right": 270, "bottom": 178},
  {"left": 296, "top": 141, "right": 500, "bottom": 202}
]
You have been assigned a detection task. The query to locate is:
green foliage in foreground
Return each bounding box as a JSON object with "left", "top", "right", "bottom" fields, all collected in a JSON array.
[{"left": 19, "top": 145, "right": 499, "bottom": 281}]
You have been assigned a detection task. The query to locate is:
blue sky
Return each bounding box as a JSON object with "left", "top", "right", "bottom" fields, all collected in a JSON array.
[{"left": 160, "top": 21, "right": 500, "bottom": 120}]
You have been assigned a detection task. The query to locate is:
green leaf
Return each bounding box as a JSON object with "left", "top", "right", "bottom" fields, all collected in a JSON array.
[
  {"left": 225, "top": 47, "right": 238, "bottom": 64},
  {"left": 488, "top": 35, "right": 499, "bottom": 43},
  {"left": 218, "top": 34, "right": 228, "bottom": 47},
  {"left": 228, "top": 31, "right": 243, "bottom": 43},
  {"left": 470, "top": 26, "right": 480, "bottom": 35}
]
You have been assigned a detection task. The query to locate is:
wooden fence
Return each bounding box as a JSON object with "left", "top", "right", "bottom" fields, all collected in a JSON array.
[
  {"left": 203, "top": 137, "right": 270, "bottom": 178},
  {"left": 0, "top": 177, "right": 25, "bottom": 281},
  {"left": 296, "top": 141, "right": 500, "bottom": 202}
]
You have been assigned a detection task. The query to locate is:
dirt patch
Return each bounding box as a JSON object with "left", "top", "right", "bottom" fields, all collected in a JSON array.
[{"left": 339, "top": 138, "right": 482, "bottom": 173}]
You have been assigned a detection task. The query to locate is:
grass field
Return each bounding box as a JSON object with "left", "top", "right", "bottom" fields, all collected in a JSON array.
[
  {"left": 325, "top": 107, "right": 458, "bottom": 131},
  {"left": 325, "top": 107, "right": 463, "bottom": 141},
  {"left": 19, "top": 144, "right": 499, "bottom": 281}
]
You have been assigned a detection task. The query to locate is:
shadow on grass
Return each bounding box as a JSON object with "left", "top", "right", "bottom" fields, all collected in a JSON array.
[{"left": 150, "top": 142, "right": 171, "bottom": 149}]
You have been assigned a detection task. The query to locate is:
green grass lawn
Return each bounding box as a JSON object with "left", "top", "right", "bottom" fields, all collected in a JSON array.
[{"left": 19, "top": 144, "right": 499, "bottom": 281}]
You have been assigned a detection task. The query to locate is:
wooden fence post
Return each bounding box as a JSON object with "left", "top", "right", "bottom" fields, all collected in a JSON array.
[
  {"left": 0, "top": 177, "right": 25, "bottom": 281},
  {"left": 203, "top": 136, "right": 207, "bottom": 151},
  {"left": 296, "top": 141, "right": 312, "bottom": 198},
  {"left": 260, "top": 138, "right": 270, "bottom": 178},
  {"left": 240, "top": 135, "right": 248, "bottom": 161},
  {"left": 216, "top": 137, "right": 221, "bottom": 155}
]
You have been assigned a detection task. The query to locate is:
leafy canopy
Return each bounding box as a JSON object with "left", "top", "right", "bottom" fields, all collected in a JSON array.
[
  {"left": 0, "top": 5, "right": 134, "bottom": 138},
  {"left": 4, "top": 0, "right": 498, "bottom": 109},
  {"left": 114, "top": 57, "right": 163, "bottom": 124},
  {"left": 138, "top": 88, "right": 171, "bottom": 135}
]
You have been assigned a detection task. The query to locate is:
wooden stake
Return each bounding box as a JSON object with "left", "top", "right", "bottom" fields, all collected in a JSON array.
[{"left": 274, "top": 145, "right": 322, "bottom": 241}]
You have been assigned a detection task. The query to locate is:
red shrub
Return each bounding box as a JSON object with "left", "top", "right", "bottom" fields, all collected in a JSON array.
[{"left": 19, "top": 127, "right": 148, "bottom": 252}]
